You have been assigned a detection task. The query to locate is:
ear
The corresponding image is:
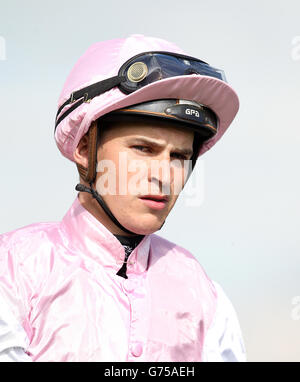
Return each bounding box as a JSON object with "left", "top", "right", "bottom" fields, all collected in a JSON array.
[{"left": 73, "top": 134, "right": 89, "bottom": 169}]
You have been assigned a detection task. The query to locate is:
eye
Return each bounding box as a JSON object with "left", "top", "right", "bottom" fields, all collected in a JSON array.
[
  {"left": 132, "top": 145, "right": 152, "bottom": 153},
  {"left": 171, "top": 152, "right": 188, "bottom": 160}
]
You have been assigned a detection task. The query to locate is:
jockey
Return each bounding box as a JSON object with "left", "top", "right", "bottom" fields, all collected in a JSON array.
[{"left": 0, "top": 34, "right": 246, "bottom": 362}]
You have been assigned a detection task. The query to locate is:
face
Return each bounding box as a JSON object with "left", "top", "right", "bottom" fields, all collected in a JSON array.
[{"left": 76, "top": 119, "right": 194, "bottom": 236}]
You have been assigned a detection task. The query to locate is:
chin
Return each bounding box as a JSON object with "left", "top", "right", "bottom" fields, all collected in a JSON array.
[{"left": 124, "top": 216, "right": 165, "bottom": 235}]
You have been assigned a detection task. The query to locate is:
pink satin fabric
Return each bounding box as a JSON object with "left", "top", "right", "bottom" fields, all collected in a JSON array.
[{"left": 0, "top": 196, "right": 217, "bottom": 361}]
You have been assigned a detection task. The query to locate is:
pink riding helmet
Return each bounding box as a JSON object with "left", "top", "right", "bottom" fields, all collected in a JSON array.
[{"left": 54, "top": 34, "right": 239, "bottom": 162}]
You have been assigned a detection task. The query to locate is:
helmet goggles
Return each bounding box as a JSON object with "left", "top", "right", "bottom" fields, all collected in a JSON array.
[
  {"left": 55, "top": 51, "right": 226, "bottom": 130},
  {"left": 118, "top": 51, "right": 226, "bottom": 93}
]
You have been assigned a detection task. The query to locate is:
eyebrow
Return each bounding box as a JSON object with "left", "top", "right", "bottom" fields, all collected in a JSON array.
[{"left": 128, "top": 137, "right": 194, "bottom": 157}]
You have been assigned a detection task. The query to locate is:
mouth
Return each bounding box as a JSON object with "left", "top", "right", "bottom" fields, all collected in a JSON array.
[{"left": 139, "top": 195, "right": 169, "bottom": 210}]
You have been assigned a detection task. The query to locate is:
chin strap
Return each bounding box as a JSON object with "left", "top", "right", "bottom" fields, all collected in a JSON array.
[
  {"left": 75, "top": 182, "right": 137, "bottom": 235},
  {"left": 75, "top": 182, "right": 166, "bottom": 236}
]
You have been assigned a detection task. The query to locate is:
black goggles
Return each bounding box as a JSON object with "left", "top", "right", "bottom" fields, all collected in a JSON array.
[{"left": 55, "top": 51, "right": 226, "bottom": 130}]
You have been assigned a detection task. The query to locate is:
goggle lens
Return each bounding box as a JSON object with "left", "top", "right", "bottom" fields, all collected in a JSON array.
[{"left": 118, "top": 52, "right": 226, "bottom": 94}]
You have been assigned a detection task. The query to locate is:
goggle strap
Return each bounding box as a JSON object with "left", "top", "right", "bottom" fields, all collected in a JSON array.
[
  {"left": 55, "top": 98, "right": 84, "bottom": 129},
  {"left": 55, "top": 75, "right": 124, "bottom": 131}
]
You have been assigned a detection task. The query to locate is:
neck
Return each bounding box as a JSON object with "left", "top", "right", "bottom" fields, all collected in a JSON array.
[{"left": 78, "top": 190, "right": 138, "bottom": 237}]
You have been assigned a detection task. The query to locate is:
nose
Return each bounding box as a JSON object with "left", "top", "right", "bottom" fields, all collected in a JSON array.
[{"left": 146, "top": 151, "right": 174, "bottom": 195}]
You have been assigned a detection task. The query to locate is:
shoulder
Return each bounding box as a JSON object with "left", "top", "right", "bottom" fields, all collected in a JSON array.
[
  {"left": 0, "top": 221, "right": 62, "bottom": 303},
  {"left": 0, "top": 221, "right": 63, "bottom": 338},
  {"left": 202, "top": 280, "right": 247, "bottom": 362},
  {"left": 0, "top": 220, "right": 60, "bottom": 243},
  {"left": 0, "top": 221, "right": 61, "bottom": 260},
  {"left": 149, "top": 233, "right": 213, "bottom": 277},
  {"left": 149, "top": 233, "right": 217, "bottom": 303},
  {"left": 150, "top": 233, "right": 201, "bottom": 263}
]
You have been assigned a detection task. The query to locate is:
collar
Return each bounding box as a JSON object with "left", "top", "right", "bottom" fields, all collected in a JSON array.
[{"left": 60, "top": 195, "right": 151, "bottom": 275}]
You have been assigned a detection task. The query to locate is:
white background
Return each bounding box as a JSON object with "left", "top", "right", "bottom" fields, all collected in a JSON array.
[{"left": 0, "top": 0, "right": 300, "bottom": 361}]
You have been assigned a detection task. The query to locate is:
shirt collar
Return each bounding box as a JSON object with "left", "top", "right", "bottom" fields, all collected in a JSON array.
[{"left": 60, "top": 195, "right": 151, "bottom": 275}]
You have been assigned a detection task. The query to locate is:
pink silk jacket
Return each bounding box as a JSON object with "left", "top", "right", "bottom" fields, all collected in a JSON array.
[{"left": 0, "top": 196, "right": 246, "bottom": 362}]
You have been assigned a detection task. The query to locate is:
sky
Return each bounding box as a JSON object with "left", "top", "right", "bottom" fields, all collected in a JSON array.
[{"left": 0, "top": 0, "right": 300, "bottom": 361}]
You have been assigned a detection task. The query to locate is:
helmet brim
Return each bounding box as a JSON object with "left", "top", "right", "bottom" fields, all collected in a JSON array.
[{"left": 55, "top": 74, "right": 239, "bottom": 161}]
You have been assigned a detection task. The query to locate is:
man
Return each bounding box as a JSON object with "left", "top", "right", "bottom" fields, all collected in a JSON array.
[{"left": 0, "top": 34, "right": 246, "bottom": 361}]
